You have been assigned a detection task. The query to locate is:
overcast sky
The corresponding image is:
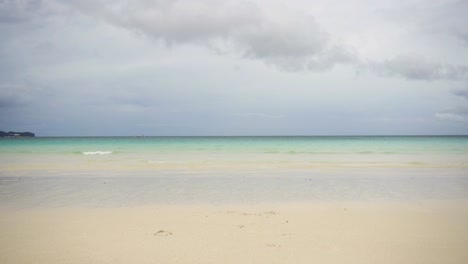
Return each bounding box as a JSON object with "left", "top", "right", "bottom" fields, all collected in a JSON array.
[{"left": 1, "top": 0, "right": 467, "bottom": 136}]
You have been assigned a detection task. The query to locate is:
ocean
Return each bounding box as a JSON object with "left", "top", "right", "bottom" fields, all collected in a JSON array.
[{"left": 1, "top": 136, "right": 467, "bottom": 207}]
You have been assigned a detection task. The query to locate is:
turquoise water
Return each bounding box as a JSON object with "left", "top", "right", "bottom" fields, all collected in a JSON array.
[
  {"left": 1, "top": 136, "right": 467, "bottom": 207},
  {"left": 1, "top": 136, "right": 467, "bottom": 176},
  {"left": 1, "top": 136, "right": 467, "bottom": 155}
]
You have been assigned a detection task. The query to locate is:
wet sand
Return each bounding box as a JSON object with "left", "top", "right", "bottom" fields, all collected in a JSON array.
[{"left": 1, "top": 201, "right": 468, "bottom": 264}]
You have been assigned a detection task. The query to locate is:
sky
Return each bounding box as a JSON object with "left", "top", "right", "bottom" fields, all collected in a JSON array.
[{"left": 1, "top": 0, "right": 468, "bottom": 136}]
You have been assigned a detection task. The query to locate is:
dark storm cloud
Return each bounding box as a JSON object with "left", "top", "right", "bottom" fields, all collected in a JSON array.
[{"left": 370, "top": 55, "right": 468, "bottom": 81}]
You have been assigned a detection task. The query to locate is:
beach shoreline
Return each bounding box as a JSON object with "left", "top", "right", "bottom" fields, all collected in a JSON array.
[{"left": 1, "top": 136, "right": 467, "bottom": 263}]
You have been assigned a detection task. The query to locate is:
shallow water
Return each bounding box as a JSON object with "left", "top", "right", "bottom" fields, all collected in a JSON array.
[
  {"left": 1, "top": 136, "right": 467, "bottom": 207},
  {"left": 1, "top": 136, "right": 467, "bottom": 174},
  {"left": 1, "top": 175, "right": 468, "bottom": 209}
]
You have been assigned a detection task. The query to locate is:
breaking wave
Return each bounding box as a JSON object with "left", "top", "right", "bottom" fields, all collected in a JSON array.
[{"left": 82, "top": 151, "right": 113, "bottom": 155}]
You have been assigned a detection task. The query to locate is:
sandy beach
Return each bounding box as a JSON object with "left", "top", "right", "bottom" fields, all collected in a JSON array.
[
  {"left": 1, "top": 201, "right": 467, "bottom": 264},
  {"left": 1, "top": 137, "right": 468, "bottom": 263}
]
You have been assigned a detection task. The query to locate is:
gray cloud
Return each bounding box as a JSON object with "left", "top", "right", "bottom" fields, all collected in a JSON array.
[
  {"left": 458, "top": 32, "right": 468, "bottom": 46},
  {"left": 1, "top": 0, "right": 468, "bottom": 136},
  {"left": 0, "top": 0, "right": 66, "bottom": 24},
  {"left": 0, "top": 0, "right": 41, "bottom": 23},
  {"left": 307, "top": 44, "right": 356, "bottom": 71},
  {"left": 423, "top": 0, "right": 468, "bottom": 46},
  {"left": 435, "top": 108, "right": 468, "bottom": 122},
  {"left": 62, "top": 0, "right": 355, "bottom": 71},
  {"left": 381, "top": 0, "right": 468, "bottom": 46},
  {"left": 435, "top": 88, "right": 468, "bottom": 122},
  {"left": 369, "top": 54, "right": 468, "bottom": 81},
  {"left": 452, "top": 89, "right": 468, "bottom": 100},
  {"left": 3, "top": 0, "right": 462, "bottom": 78}
]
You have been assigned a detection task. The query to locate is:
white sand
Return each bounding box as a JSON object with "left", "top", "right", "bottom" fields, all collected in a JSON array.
[{"left": 1, "top": 202, "right": 468, "bottom": 264}]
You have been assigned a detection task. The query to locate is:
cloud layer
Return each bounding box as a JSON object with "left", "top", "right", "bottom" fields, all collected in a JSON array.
[
  {"left": 435, "top": 109, "right": 468, "bottom": 122},
  {"left": 370, "top": 55, "right": 468, "bottom": 81},
  {"left": 62, "top": 0, "right": 357, "bottom": 71},
  {"left": 453, "top": 89, "right": 468, "bottom": 100},
  {"left": 434, "top": 88, "right": 468, "bottom": 122},
  {"left": 1, "top": 0, "right": 468, "bottom": 135}
]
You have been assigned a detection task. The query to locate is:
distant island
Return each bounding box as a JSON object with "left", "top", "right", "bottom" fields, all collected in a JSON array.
[{"left": 0, "top": 131, "right": 35, "bottom": 137}]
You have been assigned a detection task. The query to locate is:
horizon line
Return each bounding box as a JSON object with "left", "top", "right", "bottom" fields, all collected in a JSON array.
[{"left": 24, "top": 134, "right": 468, "bottom": 138}]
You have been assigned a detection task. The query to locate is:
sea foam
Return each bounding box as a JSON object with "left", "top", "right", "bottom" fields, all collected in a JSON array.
[{"left": 82, "top": 151, "right": 113, "bottom": 155}]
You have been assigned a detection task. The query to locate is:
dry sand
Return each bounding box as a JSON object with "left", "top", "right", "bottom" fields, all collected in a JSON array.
[{"left": 1, "top": 202, "right": 468, "bottom": 264}]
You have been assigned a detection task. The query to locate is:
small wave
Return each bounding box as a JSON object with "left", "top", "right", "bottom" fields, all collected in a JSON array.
[{"left": 82, "top": 151, "right": 113, "bottom": 155}]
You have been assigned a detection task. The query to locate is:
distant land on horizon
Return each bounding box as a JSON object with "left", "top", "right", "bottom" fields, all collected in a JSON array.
[{"left": 0, "top": 131, "right": 35, "bottom": 137}]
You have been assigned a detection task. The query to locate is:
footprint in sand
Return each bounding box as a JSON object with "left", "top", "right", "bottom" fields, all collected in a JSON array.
[
  {"left": 261, "top": 211, "right": 276, "bottom": 216},
  {"left": 266, "top": 243, "right": 280, "bottom": 248},
  {"left": 154, "top": 230, "right": 173, "bottom": 237},
  {"left": 240, "top": 211, "right": 277, "bottom": 217}
]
